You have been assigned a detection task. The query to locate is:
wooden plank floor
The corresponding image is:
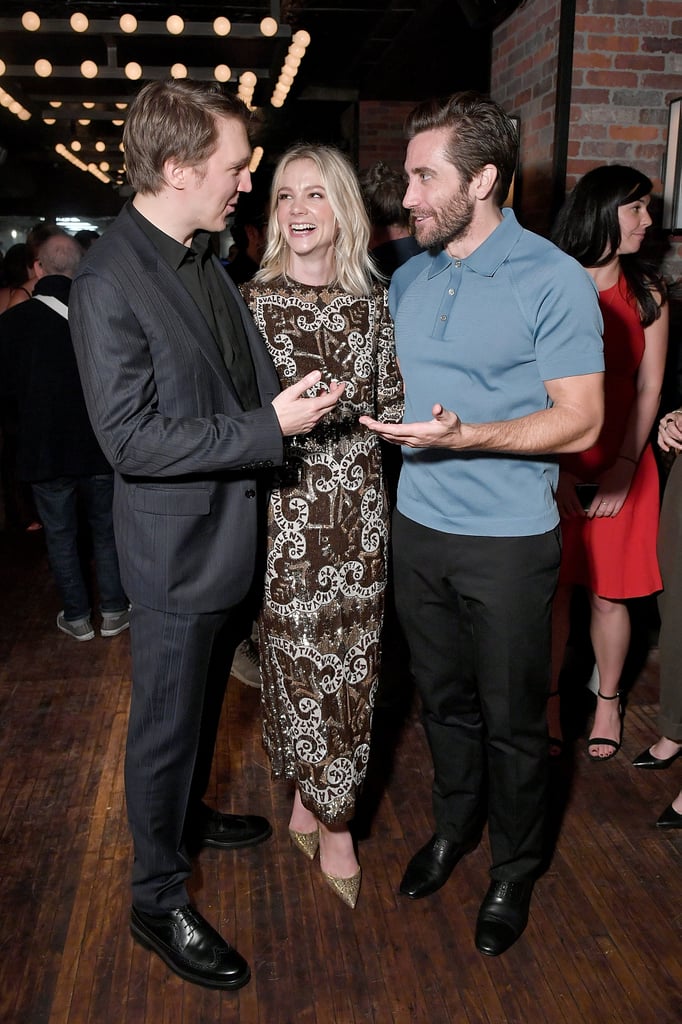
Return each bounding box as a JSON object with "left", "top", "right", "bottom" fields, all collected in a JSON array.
[{"left": 1, "top": 528, "right": 680, "bottom": 1024}]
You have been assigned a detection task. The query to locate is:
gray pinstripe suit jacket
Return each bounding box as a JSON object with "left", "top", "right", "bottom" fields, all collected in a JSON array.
[{"left": 70, "top": 202, "right": 284, "bottom": 615}]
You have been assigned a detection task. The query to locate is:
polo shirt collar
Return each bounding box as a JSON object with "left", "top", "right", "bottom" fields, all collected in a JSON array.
[{"left": 427, "top": 208, "right": 522, "bottom": 279}]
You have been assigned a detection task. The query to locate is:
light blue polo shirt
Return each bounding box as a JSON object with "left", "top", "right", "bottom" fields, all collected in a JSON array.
[{"left": 389, "top": 209, "right": 604, "bottom": 537}]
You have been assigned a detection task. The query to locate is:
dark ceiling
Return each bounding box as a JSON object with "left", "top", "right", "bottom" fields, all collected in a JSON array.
[{"left": 0, "top": 1, "right": 502, "bottom": 218}]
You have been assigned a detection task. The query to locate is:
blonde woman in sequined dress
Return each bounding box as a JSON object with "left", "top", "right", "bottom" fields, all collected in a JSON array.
[{"left": 241, "top": 144, "right": 403, "bottom": 908}]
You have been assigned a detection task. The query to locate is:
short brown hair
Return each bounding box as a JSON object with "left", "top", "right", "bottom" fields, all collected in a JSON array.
[
  {"left": 123, "top": 79, "right": 250, "bottom": 195},
  {"left": 406, "top": 91, "right": 518, "bottom": 206},
  {"left": 359, "top": 162, "right": 410, "bottom": 230}
]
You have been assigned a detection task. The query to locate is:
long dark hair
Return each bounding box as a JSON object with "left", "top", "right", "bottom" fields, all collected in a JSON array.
[{"left": 551, "top": 164, "right": 666, "bottom": 326}]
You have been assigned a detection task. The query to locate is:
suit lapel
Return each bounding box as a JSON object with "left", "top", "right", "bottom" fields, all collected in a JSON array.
[
  {"left": 117, "top": 205, "right": 279, "bottom": 407},
  {"left": 120, "top": 208, "right": 240, "bottom": 395}
]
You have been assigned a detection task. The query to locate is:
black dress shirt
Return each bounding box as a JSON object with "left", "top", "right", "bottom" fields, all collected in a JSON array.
[{"left": 129, "top": 204, "right": 260, "bottom": 410}]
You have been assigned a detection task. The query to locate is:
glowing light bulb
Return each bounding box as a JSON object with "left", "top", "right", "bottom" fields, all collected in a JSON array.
[
  {"left": 81, "top": 60, "right": 98, "bottom": 79},
  {"left": 43, "top": 117, "right": 56, "bottom": 125},
  {"left": 95, "top": 141, "right": 105, "bottom": 152},
  {"left": 293, "top": 30, "right": 311, "bottom": 47},
  {"left": 34, "top": 59, "right": 52, "bottom": 78},
  {"left": 49, "top": 100, "right": 62, "bottom": 108},
  {"left": 171, "top": 63, "right": 187, "bottom": 79},
  {"left": 70, "top": 13, "right": 89, "bottom": 33},
  {"left": 78, "top": 118, "right": 91, "bottom": 126},
  {"left": 260, "top": 17, "right": 278, "bottom": 37},
  {"left": 71, "top": 140, "right": 82, "bottom": 152},
  {"left": 22, "top": 12, "right": 41, "bottom": 32},
  {"left": 0, "top": 60, "right": 6, "bottom": 76},
  {"left": 82, "top": 101, "right": 95, "bottom": 109},
  {"left": 119, "top": 14, "right": 137, "bottom": 33},
  {"left": 213, "top": 17, "right": 231, "bottom": 36},
  {"left": 214, "top": 65, "right": 231, "bottom": 83},
  {"left": 125, "top": 62, "right": 142, "bottom": 80},
  {"left": 166, "top": 16, "right": 184, "bottom": 35},
  {"left": 240, "top": 71, "right": 257, "bottom": 88}
]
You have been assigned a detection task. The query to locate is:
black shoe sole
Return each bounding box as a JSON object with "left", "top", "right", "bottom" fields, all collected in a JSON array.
[{"left": 130, "top": 922, "right": 251, "bottom": 990}]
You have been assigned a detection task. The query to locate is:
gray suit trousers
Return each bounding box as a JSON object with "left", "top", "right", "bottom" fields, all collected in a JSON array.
[{"left": 125, "top": 601, "right": 248, "bottom": 911}]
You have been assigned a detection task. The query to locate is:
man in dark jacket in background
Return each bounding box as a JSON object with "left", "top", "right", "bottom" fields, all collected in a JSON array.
[{"left": 0, "top": 231, "right": 128, "bottom": 640}]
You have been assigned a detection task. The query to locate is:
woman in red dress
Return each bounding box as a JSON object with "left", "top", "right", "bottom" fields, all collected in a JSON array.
[{"left": 549, "top": 165, "right": 668, "bottom": 759}]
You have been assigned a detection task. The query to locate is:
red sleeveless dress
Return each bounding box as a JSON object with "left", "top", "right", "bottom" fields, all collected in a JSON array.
[{"left": 558, "top": 275, "right": 662, "bottom": 599}]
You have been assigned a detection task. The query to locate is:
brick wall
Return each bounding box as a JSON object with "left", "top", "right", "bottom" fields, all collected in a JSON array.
[
  {"left": 357, "top": 100, "right": 416, "bottom": 173},
  {"left": 492, "top": 0, "right": 682, "bottom": 286},
  {"left": 491, "top": 0, "right": 563, "bottom": 235}
]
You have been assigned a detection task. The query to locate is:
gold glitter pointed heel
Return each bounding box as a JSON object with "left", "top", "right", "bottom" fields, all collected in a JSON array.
[
  {"left": 289, "top": 828, "right": 320, "bottom": 861},
  {"left": 322, "top": 867, "right": 361, "bottom": 909}
]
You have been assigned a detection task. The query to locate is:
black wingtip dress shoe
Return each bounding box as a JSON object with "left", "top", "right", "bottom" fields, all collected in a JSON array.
[
  {"left": 632, "top": 745, "right": 682, "bottom": 770},
  {"left": 399, "top": 834, "right": 476, "bottom": 900},
  {"left": 655, "top": 802, "right": 682, "bottom": 828},
  {"left": 198, "top": 806, "right": 272, "bottom": 850},
  {"left": 475, "top": 879, "right": 534, "bottom": 956},
  {"left": 130, "top": 904, "right": 251, "bottom": 989}
]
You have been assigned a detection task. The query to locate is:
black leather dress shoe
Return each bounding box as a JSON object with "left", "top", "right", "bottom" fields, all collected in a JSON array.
[
  {"left": 399, "top": 834, "right": 475, "bottom": 899},
  {"left": 130, "top": 905, "right": 250, "bottom": 989},
  {"left": 655, "top": 802, "right": 682, "bottom": 828},
  {"left": 632, "top": 745, "right": 682, "bottom": 770},
  {"left": 475, "top": 879, "right": 533, "bottom": 957},
  {"left": 198, "top": 806, "right": 272, "bottom": 850}
]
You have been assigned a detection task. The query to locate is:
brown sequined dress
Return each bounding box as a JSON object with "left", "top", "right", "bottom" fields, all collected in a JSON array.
[{"left": 241, "top": 276, "right": 403, "bottom": 824}]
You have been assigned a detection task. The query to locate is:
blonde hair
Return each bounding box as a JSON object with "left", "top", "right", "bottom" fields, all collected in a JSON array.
[{"left": 256, "top": 144, "right": 377, "bottom": 297}]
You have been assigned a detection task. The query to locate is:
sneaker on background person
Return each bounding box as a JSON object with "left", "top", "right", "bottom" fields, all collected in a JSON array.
[
  {"left": 101, "top": 606, "right": 131, "bottom": 637},
  {"left": 57, "top": 611, "right": 95, "bottom": 642},
  {"left": 231, "top": 635, "right": 261, "bottom": 688}
]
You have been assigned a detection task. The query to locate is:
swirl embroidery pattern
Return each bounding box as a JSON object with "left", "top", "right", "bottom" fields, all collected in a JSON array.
[{"left": 242, "top": 277, "right": 403, "bottom": 824}]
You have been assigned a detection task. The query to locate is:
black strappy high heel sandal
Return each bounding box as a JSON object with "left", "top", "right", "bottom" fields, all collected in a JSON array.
[{"left": 587, "top": 689, "right": 623, "bottom": 761}]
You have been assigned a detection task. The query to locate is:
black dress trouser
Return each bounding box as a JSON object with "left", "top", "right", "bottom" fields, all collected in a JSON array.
[{"left": 393, "top": 510, "right": 561, "bottom": 881}]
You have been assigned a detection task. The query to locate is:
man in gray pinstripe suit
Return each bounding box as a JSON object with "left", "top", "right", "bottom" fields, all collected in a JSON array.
[{"left": 70, "top": 80, "right": 344, "bottom": 990}]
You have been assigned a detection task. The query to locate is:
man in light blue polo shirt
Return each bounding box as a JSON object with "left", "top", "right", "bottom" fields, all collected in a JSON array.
[{"left": 360, "top": 91, "right": 604, "bottom": 957}]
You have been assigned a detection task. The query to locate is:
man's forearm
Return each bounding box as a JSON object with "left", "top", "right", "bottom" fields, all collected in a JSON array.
[{"left": 456, "top": 404, "right": 602, "bottom": 455}]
